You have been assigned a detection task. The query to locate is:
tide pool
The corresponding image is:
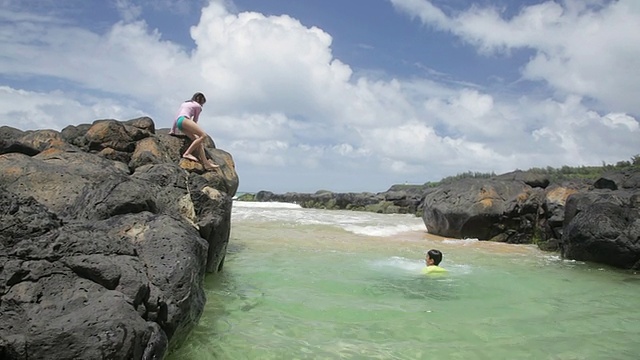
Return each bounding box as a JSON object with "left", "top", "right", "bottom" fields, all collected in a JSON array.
[{"left": 167, "top": 201, "right": 640, "bottom": 359}]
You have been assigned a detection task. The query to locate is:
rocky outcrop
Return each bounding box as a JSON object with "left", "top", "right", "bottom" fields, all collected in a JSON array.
[
  {"left": 421, "top": 176, "right": 591, "bottom": 246},
  {"left": 562, "top": 170, "right": 640, "bottom": 269},
  {"left": 422, "top": 178, "right": 542, "bottom": 242},
  {"left": 0, "top": 117, "right": 238, "bottom": 359},
  {"left": 420, "top": 169, "right": 639, "bottom": 269},
  {"left": 254, "top": 186, "right": 425, "bottom": 215}
]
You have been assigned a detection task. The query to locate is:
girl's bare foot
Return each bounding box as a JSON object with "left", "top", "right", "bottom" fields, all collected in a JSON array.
[
  {"left": 204, "top": 161, "right": 220, "bottom": 170},
  {"left": 182, "top": 154, "right": 199, "bottom": 162}
]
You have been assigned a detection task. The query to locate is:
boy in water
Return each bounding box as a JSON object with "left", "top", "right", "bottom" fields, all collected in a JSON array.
[{"left": 422, "top": 249, "right": 447, "bottom": 275}]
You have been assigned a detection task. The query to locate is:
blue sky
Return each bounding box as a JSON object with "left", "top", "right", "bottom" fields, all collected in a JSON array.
[{"left": 1, "top": 0, "right": 638, "bottom": 193}]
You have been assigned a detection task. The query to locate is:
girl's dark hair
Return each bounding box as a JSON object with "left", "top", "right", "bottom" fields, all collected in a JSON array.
[
  {"left": 189, "top": 92, "right": 206, "bottom": 105},
  {"left": 427, "top": 249, "right": 443, "bottom": 265}
]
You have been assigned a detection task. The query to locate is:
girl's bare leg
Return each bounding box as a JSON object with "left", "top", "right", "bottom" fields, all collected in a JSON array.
[
  {"left": 180, "top": 118, "right": 219, "bottom": 169},
  {"left": 195, "top": 142, "right": 219, "bottom": 169},
  {"left": 183, "top": 135, "right": 204, "bottom": 160}
]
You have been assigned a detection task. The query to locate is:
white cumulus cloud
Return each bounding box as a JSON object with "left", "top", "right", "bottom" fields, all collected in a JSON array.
[
  {"left": 390, "top": 0, "right": 640, "bottom": 114},
  {"left": 0, "top": 0, "right": 638, "bottom": 192}
]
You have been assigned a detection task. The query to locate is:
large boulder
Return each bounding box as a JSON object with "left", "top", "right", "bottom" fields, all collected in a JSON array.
[
  {"left": 593, "top": 168, "right": 640, "bottom": 190},
  {"left": 535, "top": 181, "right": 591, "bottom": 251},
  {"left": 495, "top": 170, "right": 551, "bottom": 189},
  {"left": 0, "top": 118, "right": 238, "bottom": 359},
  {"left": 562, "top": 170, "right": 640, "bottom": 269},
  {"left": 421, "top": 178, "right": 540, "bottom": 242}
]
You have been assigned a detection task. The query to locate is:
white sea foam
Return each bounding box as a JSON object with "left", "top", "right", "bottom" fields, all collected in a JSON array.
[
  {"left": 543, "top": 255, "right": 585, "bottom": 265},
  {"left": 442, "top": 238, "right": 479, "bottom": 245},
  {"left": 232, "top": 202, "right": 425, "bottom": 238},
  {"left": 233, "top": 201, "right": 302, "bottom": 209},
  {"left": 371, "top": 256, "right": 424, "bottom": 273},
  {"left": 343, "top": 223, "right": 426, "bottom": 237},
  {"left": 544, "top": 254, "right": 563, "bottom": 262}
]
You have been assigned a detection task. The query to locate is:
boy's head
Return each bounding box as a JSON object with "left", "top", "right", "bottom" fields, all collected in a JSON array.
[{"left": 426, "top": 249, "right": 443, "bottom": 266}]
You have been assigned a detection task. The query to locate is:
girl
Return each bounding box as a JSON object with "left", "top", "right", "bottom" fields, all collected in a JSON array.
[{"left": 170, "top": 92, "right": 219, "bottom": 170}]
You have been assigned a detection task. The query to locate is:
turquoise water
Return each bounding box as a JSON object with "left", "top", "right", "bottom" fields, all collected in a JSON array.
[{"left": 167, "top": 202, "right": 640, "bottom": 360}]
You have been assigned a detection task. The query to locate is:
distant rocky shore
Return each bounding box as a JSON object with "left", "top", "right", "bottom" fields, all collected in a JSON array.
[
  {"left": 249, "top": 186, "right": 425, "bottom": 215},
  {"left": 1, "top": 118, "right": 238, "bottom": 359},
  {"left": 245, "top": 169, "right": 640, "bottom": 270}
]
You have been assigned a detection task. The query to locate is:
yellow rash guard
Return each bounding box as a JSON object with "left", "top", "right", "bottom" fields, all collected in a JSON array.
[{"left": 422, "top": 265, "right": 447, "bottom": 275}]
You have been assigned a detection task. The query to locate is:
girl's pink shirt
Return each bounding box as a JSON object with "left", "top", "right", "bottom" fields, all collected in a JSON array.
[{"left": 175, "top": 101, "right": 202, "bottom": 123}]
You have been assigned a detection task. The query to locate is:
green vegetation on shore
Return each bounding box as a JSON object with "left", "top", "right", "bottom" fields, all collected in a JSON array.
[{"left": 424, "top": 154, "right": 640, "bottom": 188}]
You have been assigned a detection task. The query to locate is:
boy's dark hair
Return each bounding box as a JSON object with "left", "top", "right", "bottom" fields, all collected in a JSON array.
[
  {"left": 190, "top": 92, "right": 206, "bottom": 105},
  {"left": 428, "top": 249, "right": 443, "bottom": 265}
]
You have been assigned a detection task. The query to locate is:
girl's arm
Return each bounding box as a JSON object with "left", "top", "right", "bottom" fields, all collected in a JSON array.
[
  {"left": 192, "top": 105, "right": 202, "bottom": 123},
  {"left": 169, "top": 119, "right": 178, "bottom": 134}
]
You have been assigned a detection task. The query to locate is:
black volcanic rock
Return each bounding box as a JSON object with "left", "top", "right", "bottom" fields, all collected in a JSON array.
[
  {"left": 421, "top": 178, "right": 540, "bottom": 242},
  {"left": 0, "top": 118, "right": 239, "bottom": 359},
  {"left": 562, "top": 171, "right": 640, "bottom": 269}
]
